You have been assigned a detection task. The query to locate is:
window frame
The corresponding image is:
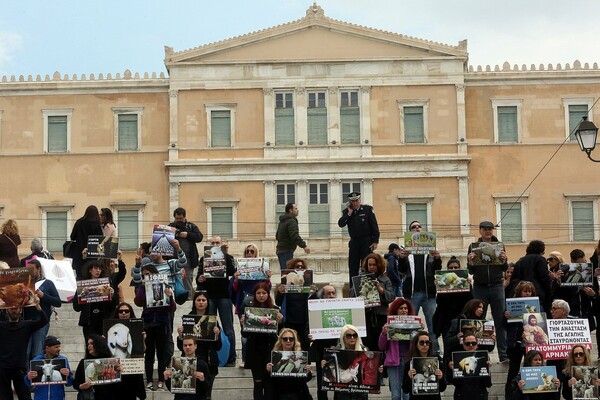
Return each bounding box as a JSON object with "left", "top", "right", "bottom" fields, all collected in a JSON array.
[
  {"left": 562, "top": 98, "right": 594, "bottom": 141},
  {"left": 307, "top": 91, "right": 328, "bottom": 146},
  {"left": 397, "top": 100, "right": 429, "bottom": 144},
  {"left": 204, "top": 199, "right": 240, "bottom": 239},
  {"left": 274, "top": 91, "right": 295, "bottom": 146},
  {"left": 564, "top": 194, "right": 599, "bottom": 242},
  {"left": 308, "top": 182, "right": 330, "bottom": 237},
  {"left": 39, "top": 203, "right": 75, "bottom": 252},
  {"left": 340, "top": 90, "right": 360, "bottom": 144},
  {"left": 397, "top": 195, "right": 434, "bottom": 234},
  {"left": 43, "top": 109, "right": 73, "bottom": 153},
  {"left": 111, "top": 202, "right": 146, "bottom": 251},
  {"left": 205, "top": 104, "right": 236, "bottom": 148},
  {"left": 493, "top": 195, "right": 528, "bottom": 243},
  {"left": 112, "top": 107, "right": 143, "bottom": 151},
  {"left": 491, "top": 99, "right": 522, "bottom": 143}
]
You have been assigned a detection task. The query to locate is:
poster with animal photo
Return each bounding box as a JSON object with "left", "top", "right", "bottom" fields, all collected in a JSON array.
[
  {"left": 387, "top": 315, "right": 422, "bottom": 341},
  {"left": 151, "top": 224, "right": 176, "bottom": 256},
  {"left": 281, "top": 269, "right": 314, "bottom": 293},
  {"left": 308, "top": 298, "right": 366, "bottom": 340},
  {"left": 470, "top": 242, "right": 504, "bottom": 266},
  {"left": 571, "top": 366, "right": 598, "bottom": 400},
  {"left": 560, "top": 263, "right": 593, "bottom": 287},
  {"left": 170, "top": 357, "right": 196, "bottom": 394},
  {"left": 237, "top": 258, "right": 269, "bottom": 280},
  {"left": 84, "top": 358, "right": 121, "bottom": 385},
  {"left": 404, "top": 231, "right": 437, "bottom": 255},
  {"left": 434, "top": 270, "right": 470, "bottom": 293},
  {"left": 410, "top": 357, "right": 440, "bottom": 395},
  {"left": 351, "top": 273, "right": 380, "bottom": 308},
  {"left": 322, "top": 349, "right": 382, "bottom": 394},
  {"left": 86, "top": 235, "right": 119, "bottom": 259},
  {"left": 522, "top": 313, "right": 550, "bottom": 346},
  {"left": 243, "top": 307, "right": 278, "bottom": 334},
  {"left": 144, "top": 273, "right": 170, "bottom": 308},
  {"left": 29, "top": 358, "right": 67, "bottom": 386},
  {"left": 527, "top": 318, "right": 592, "bottom": 360},
  {"left": 271, "top": 351, "right": 309, "bottom": 378},
  {"left": 103, "top": 319, "right": 144, "bottom": 375},
  {"left": 451, "top": 350, "right": 490, "bottom": 379},
  {"left": 459, "top": 319, "right": 495, "bottom": 346},
  {"left": 76, "top": 278, "right": 112, "bottom": 304},
  {"left": 520, "top": 366, "right": 559, "bottom": 394},
  {"left": 505, "top": 297, "right": 541, "bottom": 323},
  {"left": 0, "top": 266, "right": 35, "bottom": 308},
  {"left": 182, "top": 315, "right": 218, "bottom": 341},
  {"left": 202, "top": 246, "right": 226, "bottom": 278}
]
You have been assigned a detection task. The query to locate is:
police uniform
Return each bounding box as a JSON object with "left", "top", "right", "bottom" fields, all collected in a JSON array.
[{"left": 337, "top": 192, "right": 380, "bottom": 288}]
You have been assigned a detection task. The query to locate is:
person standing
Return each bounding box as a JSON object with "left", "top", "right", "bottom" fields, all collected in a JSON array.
[
  {"left": 446, "top": 335, "right": 492, "bottom": 400},
  {"left": 70, "top": 205, "right": 103, "bottom": 280},
  {"left": 467, "top": 220, "right": 509, "bottom": 362},
  {"left": 0, "top": 218, "right": 21, "bottom": 268},
  {"left": 398, "top": 220, "right": 442, "bottom": 354},
  {"left": 337, "top": 192, "right": 379, "bottom": 288},
  {"left": 25, "top": 336, "right": 73, "bottom": 400},
  {"left": 276, "top": 203, "right": 310, "bottom": 269},
  {"left": 385, "top": 243, "right": 403, "bottom": 297},
  {"left": 170, "top": 207, "right": 203, "bottom": 297},
  {"left": 511, "top": 240, "right": 552, "bottom": 312},
  {"left": 100, "top": 207, "right": 117, "bottom": 237},
  {"left": 164, "top": 336, "right": 210, "bottom": 400}
]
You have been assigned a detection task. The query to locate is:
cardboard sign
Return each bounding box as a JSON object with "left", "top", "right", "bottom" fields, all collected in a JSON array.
[
  {"left": 271, "top": 351, "right": 309, "bottom": 377},
  {"left": 170, "top": 357, "right": 196, "bottom": 394},
  {"left": 103, "top": 319, "right": 144, "bottom": 375},
  {"left": 29, "top": 358, "right": 67, "bottom": 386},
  {"left": 308, "top": 298, "right": 366, "bottom": 340},
  {"left": 322, "top": 349, "right": 382, "bottom": 394},
  {"left": 451, "top": 351, "right": 490, "bottom": 379},
  {"left": 520, "top": 366, "right": 559, "bottom": 394}
]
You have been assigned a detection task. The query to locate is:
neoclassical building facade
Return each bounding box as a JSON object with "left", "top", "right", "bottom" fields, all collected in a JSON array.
[{"left": 1, "top": 4, "right": 598, "bottom": 272}]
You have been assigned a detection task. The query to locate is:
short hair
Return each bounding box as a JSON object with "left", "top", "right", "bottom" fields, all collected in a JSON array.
[
  {"left": 30, "top": 238, "right": 44, "bottom": 252},
  {"left": 173, "top": 207, "right": 186, "bottom": 217},
  {"left": 570, "top": 249, "right": 585, "bottom": 262},
  {"left": 514, "top": 281, "right": 537, "bottom": 298},
  {"left": 552, "top": 299, "right": 570, "bottom": 314},
  {"left": 408, "top": 220, "right": 421, "bottom": 230},
  {"left": 360, "top": 253, "right": 386, "bottom": 275},
  {"left": 285, "top": 203, "right": 295, "bottom": 213},
  {"left": 525, "top": 240, "right": 545, "bottom": 255},
  {"left": 387, "top": 297, "right": 415, "bottom": 316}
]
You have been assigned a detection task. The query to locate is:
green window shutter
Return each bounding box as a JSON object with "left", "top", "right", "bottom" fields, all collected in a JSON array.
[
  {"left": 572, "top": 201, "right": 594, "bottom": 241},
  {"left": 569, "top": 105, "right": 589, "bottom": 141},
  {"left": 118, "top": 114, "right": 139, "bottom": 150},
  {"left": 309, "top": 206, "right": 330, "bottom": 237},
  {"left": 211, "top": 110, "right": 231, "bottom": 147},
  {"left": 46, "top": 211, "right": 68, "bottom": 252},
  {"left": 212, "top": 207, "right": 233, "bottom": 239},
  {"left": 500, "top": 203, "right": 522, "bottom": 243},
  {"left": 340, "top": 107, "right": 360, "bottom": 144},
  {"left": 307, "top": 107, "right": 327, "bottom": 145},
  {"left": 498, "top": 106, "right": 518, "bottom": 142},
  {"left": 118, "top": 210, "right": 139, "bottom": 251},
  {"left": 404, "top": 106, "right": 425, "bottom": 143},
  {"left": 275, "top": 108, "right": 295, "bottom": 146},
  {"left": 406, "top": 203, "right": 427, "bottom": 229},
  {"left": 48, "top": 116, "right": 68, "bottom": 152}
]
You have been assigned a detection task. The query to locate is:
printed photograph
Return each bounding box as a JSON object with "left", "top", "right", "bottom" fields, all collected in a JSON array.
[
  {"left": 84, "top": 358, "right": 121, "bottom": 385},
  {"left": 451, "top": 350, "right": 490, "bottom": 379},
  {"left": 411, "top": 357, "right": 440, "bottom": 395},
  {"left": 29, "top": 358, "right": 68, "bottom": 386},
  {"left": 352, "top": 273, "right": 380, "bottom": 308},
  {"left": 281, "top": 269, "right": 314, "bottom": 293},
  {"left": 182, "top": 314, "right": 218, "bottom": 341},
  {"left": 0, "top": 266, "right": 36, "bottom": 308},
  {"left": 171, "top": 356, "right": 196, "bottom": 394},
  {"left": 243, "top": 307, "right": 278, "bottom": 334},
  {"left": 151, "top": 224, "right": 176, "bottom": 255},
  {"left": 322, "top": 349, "right": 382, "bottom": 394},
  {"left": 271, "top": 351, "right": 309, "bottom": 377},
  {"left": 76, "top": 278, "right": 112, "bottom": 304},
  {"left": 434, "top": 269, "right": 470, "bottom": 293},
  {"left": 470, "top": 242, "right": 504, "bottom": 265},
  {"left": 520, "top": 366, "right": 559, "bottom": 394},
  {"left": 144, "top": 274, "right": 170, "bottom": 308}
]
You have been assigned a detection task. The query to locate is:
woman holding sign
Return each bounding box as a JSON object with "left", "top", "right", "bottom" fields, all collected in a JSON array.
[
  {"left": 513, "top": 350, "right": 560, "bottom": 400},
  {"left": 73, "top": 334, "right": 122, "bottom": 400},
  {"left": 561, "top": 345, "right": 599, "bottom": 400},
  {"left": 402, "top": 331, "right": 446, "bottom": 400}
]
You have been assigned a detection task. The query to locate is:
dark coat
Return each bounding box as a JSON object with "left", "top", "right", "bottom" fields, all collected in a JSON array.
[
  {"left": 276, "top": 213, "right": 307, "bottom": 253},
  {"left": 512, "top": 253, "right": 552, "bottom": 311}
]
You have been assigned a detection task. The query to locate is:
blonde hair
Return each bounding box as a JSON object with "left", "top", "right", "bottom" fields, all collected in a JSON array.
[
  {"left": 339, "top": 324, "right": 364, "bottom": 350},
  {"left": 563, "top": 345, "right": 591, "bottom": 376},
  {"left": 1, "top": 219, "right": 18, "bottom": 236},
  {"left": 273, "top": 328, "right": 302, "bottom": 351},
  {"left": 548, "top": 251, "right": 565, "bottom": 264},
  {"left": 243, "top": 243, "right": 260, "bottom": 257}
]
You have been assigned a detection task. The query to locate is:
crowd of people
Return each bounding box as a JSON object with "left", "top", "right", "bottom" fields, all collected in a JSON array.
[{"left": 0, "top": 199, "right": 600, "bottom": 400}]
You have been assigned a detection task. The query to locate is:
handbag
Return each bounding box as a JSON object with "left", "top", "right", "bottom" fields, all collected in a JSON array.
[
  {"left": 171, "top": 268, "right": 189, "bottom": 305},
  {"left": 63, "top": 240, "right": 77, "bottom": 258},
  {"left": 77, "top": 388, "right": 95, "bottom": 400}
]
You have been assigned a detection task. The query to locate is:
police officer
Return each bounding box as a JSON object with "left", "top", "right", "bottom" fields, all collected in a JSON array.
[{"left": 337, "top": 191, "right": 380, "bottom": 289}]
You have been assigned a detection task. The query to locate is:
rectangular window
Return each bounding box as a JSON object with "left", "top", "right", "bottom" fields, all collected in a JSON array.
[
  {"left": 340, "top": 91, "right": 360, "bottom": 144},
  {"left": 309, "top": 183, "right": 329, "bottom": 237},
  {"left": 211, "top": 110, "right": 232, "bottom": 147},
  {"left": 404, "top": 106, "right": 425, "bottom": 143},
  {"left": 118, "top": 114, "right": 139, "bottom": 151},
  {"left": 406, "top": 203, "right": 428, "bottom": 230},
  {"left": 48, "top": 116, "right": 68, "bottom": 153},
  {"left": 117, "top": 210, "right": 139, "bottom": 251},
  {"left": 568, "top": 104, "right": 589, "bottom": 141},
  {"left": 497, "top": 106, "right": 518, "bottom": 143},
  {"left": 46, "top": 211, "right": 68, "bottom": 253},
  {"left": 307, "top": 92, "right": 327, "bottom": 145},
  {"left": 500, "top": 203, "right": 523, "bottom": 243},
  {"left": 572, "top": 200, "right": 594, "bottom": 241},
  {"left": 275, "top": 92, "right": 295, "bottom": 146},
  {"left": 211, "top": 207, "right": 233, "bottom": 239}
]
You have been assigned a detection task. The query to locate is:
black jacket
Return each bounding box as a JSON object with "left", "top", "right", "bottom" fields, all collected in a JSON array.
[
  {"left": 398, "top": 254, "right": 442, "bottom": 298},
  {"left": 512, "top": 253, "right": 552, "bottom": 311},
  {"left": 169, "top": 220, "right": 203, "bottom": 268},
  {"left": 276, "top": 213, "right": 306, "bottom": 253},
  {"left": 467, "top": 236, "right": 508, "bottom": 286},
  {"left": 337, "top": 204, "right": 380, "bottom": 243}
]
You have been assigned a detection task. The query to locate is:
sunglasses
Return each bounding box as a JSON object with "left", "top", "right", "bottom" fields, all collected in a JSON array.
[
  {"left": 418, "top": 340, "right": 431, "bottom": 346},
  {"left": 410, "top": 225, "right": 422, "bottom": 229},
  {"left": 547, "top": 258, "right": 556, "bottom": 262},
  {"left": 574, "top": 352, "right": 585, "bottom": 357},
  {"left": 246, "top": 249, "right": 256, "bottom": 254},
  {"left": 464, "top": 341, "right": 477, "bottom": 347},
  {"left": 345, "top": 333, "right": 359, "bottom": 339},
  {"left": 294, "top": 264, "right": 305, "bottom": 268},
  {"left": 118, "top": 309, "right": 130, "bottom": 314},
  {"left": 282, "top": 337, "right": 294, "bottom": 342}
]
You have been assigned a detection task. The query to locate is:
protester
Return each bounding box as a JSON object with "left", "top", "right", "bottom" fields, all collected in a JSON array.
[
  {"left": 276, "top": 202, "right": 310, "bottom": 269},
  {"left": 25, "top": 336, "right": 73, "bottom": 400},
  {"left": 73, "top": 334, "right": 122, "bottom": 400},
  {"left": 20, "top": 237, "right": 54, "bottom": 266},
  {"left": 0, "top": 218, "right": 21, "bottom": 268},
  {"left": 402, "top": 331, "right": 446, "bottom": 400},
  {"left": 560, "top": 345, "right": 600, "bottom": 400},
  {"left": 446, "top": 334, "right": 492, "bottom": 400},
  {"left": 164, "top": 336, "right": 210, "bottom": 400},
  {"left": 70, "top": 205, "right": 103, "bottom": 280},
  {"left": 169, "top": 207, "right": 203, "bottom": 297},
  {"left": 513, "top": 350, "right": 560, "bottom": 400}
]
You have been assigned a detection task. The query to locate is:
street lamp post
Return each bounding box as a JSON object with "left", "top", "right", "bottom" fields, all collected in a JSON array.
[{"left": 574, "top": 116, "right": 600, "bottom": 162}]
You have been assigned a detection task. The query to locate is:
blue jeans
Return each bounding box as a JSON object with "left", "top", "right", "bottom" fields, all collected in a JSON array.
[
  {"left": 387, "top": 363, "right": 409, "bottom": 400},
  {"left": 409, "top": 291, "right": 439, "bottom": 354},
  {"left": 277, "top": 252, "right": 294, "bottom": 269},
  {"left": 473, "top": 283, "right": 507, "bottom": 358},
  {"left": 209, "top": 297, "right": 236, "bottom": 364},
  {"left": 27, "top": 323, "right": 50, "bottom": 361}
]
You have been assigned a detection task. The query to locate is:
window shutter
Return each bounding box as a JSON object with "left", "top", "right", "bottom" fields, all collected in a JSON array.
[
  {"left": 118, "top": 114, "right": 138, "bottom": 150},
  {"left": 118, "top": 210, "right": 139, "bottom": 251},
  {"left": 48, "top": 116, "right": 68, "bottom": 152},
  {"left": 46, "top": 211, "right": 67, "bottom": 252},
  {"left": 404, "top": 106, "right": 425, "bottom": 143},
  {"left": 309, "top": 206, "right": 330, "bottom": 237},
  {"left": 212, "top": 207, "right": 233, "bottom": 239},
  {"left": 275, "top": 108, "right": 295, "bottom": 145},
  {"left": 569, "top": 105, "right": 589, "bottom": 140},
  {"left": 572, "top": 201, "right": 594, "bottom": 241},
  {"left": 406, "top": 203, "right": 427, "bottom": 229},
  {"left": 211, "top": 110, "right": 231, "bottom": 147},
  {"left": 307, "top": 108, "right": 327, "bottom": 145},
  {"left": 500, "top": 203, "right": 522, "bottom": 243},
  {"left": 498, "top": 106, "right": 518, "bottom": 142},
  {"left": 340, "top": 107, "right": 360, "bottom": 144}
]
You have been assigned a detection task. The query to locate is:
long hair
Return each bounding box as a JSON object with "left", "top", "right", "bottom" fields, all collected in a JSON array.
[
  {"left": 273, "top": 328, "right": 302, "bottom": 351},
  {"left": 387, "top": 297, "right": 415, "bottom": 316},
  {"left": 81, "top": 205, "right": 101, "bottom": 223},
  {"left": 83, "top": 260, "right": 110, "bottom": 279},
  {"left": 563, "top": 345, "right": 591, "bottom": 376},
  {"left": 514, "top": 281, "right": 536, "bottom": 298},
  {"left": 252, "top": 282, "right": 274, "bottom": 308},
  {"left": 285, "top": 258, "right": 307, "bottom": 269},
  {"left": 86, "top": 334, "right": 112, "bottom": 359},
  {"left": 461, "top": 299, "right": 487, "bottom": 319},
  {"left": 1, "top": 219, "right": 18, "bottom": 236},
  {"left": 360, "top": 253, "right": 386, "bottom": 275},
  {"left": 523, "top": 350, "right": 544, "bottom": 367},
  {"left": 339, "top": 324, "right": 364, "bottom": 350},
  {"left": 190, "top": 291, "right": 210, "bottom": 315},
  {"left": 406, "top": 331, "right": 434, "bottom": 363},
  {"left": 112, "top": 302, "right": 137, "bottom": 319},
  {"left": 101, "top": 208, "right": 115, "bottom": 227}
]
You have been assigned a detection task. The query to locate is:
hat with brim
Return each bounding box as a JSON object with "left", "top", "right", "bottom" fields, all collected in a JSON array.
[
  {"left": 348, "top": 191, "right": 361, "bottom": 201},
  {"left": 479, "top": 221, "right": 495, "bottom": 229}
]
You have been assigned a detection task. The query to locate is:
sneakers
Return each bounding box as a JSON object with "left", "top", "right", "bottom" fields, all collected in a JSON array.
[
  {"left": 146, "top": 382, "right": 154, "bottom": 391},
  {"left": 238, "top": 361, "right": 245, "bottom": 368},
  {"left": 156, "top": 382, "right": 166, "bottom": 391},
  {"left": 498, "top": 357, "right": 509, "bottom": 364}
]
